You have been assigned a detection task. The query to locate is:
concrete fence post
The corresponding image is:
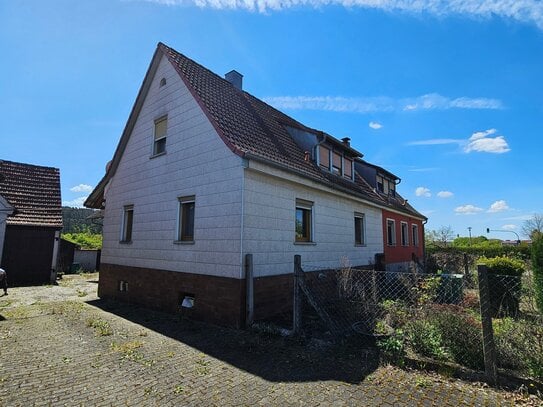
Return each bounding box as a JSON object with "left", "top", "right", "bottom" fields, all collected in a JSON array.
[
  {"left": 477, "top": 264, "right": 498, "bottom": 385},
  {"left": 245, "top": 254, "right": 254, "bottom": 326},
  {"left": 293, "top": 255, "right": 302, "bottom": 334}
]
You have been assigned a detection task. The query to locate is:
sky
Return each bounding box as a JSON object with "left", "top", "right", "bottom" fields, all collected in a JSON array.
[{"left": 1, "top": 0, "right": 542, "bottom": 239}]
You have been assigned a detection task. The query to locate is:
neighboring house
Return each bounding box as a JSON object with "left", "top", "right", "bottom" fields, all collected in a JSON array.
[
  {"left": 355, "top": 160, "right": 426, "bottom": 271},
  {"left": 85, "top": 43, "right": 426, "bottom": 327},
  {"left": 0, "top": 160, "right": 63, "bottom": 285}
]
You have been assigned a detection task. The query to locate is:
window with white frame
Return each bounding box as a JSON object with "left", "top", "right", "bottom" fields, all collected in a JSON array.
[
  {"left": 120, "top": 205, "right": 134, "bottom": 243},
  {"left": 153, "top": 116, "right": 167, "bottom": 156},
  {"left": 177, "top": 196, "right": 195, "bottom": 242},
  {"left": 354, "top": 213, "right": 365, "bottom": 245},
  {"left": 317, "top": 145, "right": 353, "bottom": 180},
  {"left": 401, "top": 221, "right": 409, "bottom": 246},
  {"left": 386, "top": 219, "right": 396, "bottom": 246},
  {"left": 295, "top": 199, "right": 313, "bottom": 242},
  {"left": 412, "top": 224, "right": 419, "bottom": 247},
  {"left": 319, "top": 145, "right": 330, "bottom": 170}
]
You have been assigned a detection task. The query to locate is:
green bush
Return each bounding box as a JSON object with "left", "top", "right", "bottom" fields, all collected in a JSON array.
[
  {"left": 406, "top": 320, "right": 448, "bottom": 361},
  {"left": 494, "top": 317, "right": 543, "bottom": 380},
  {"left": 478, "top": 256, "right": 525, "bottom": 276},
  {"left": 426, "top": 245, "right": 531, "bottom": 261},
  {"left": 479, "top": 256, "right": 525, "bottom": 317},
  {"left": 62, "top": 232, "right": 102, "bottom": 250},
  {"left": 377, "top": 329, "right": 406, "bottom": 365},
  {"left": 531, "top": 235, "right": 543, "bottom": 313},
  {"left": 429, "top": 305, "right": 484, "bottom": 370}
]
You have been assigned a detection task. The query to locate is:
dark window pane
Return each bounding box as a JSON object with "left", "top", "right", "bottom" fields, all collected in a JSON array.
[
  {"left": 181, "top": 202, "right": 195, "bottom": 241},
  {"left": 296, "top": 207, "right": 311, "bottom": 241}
]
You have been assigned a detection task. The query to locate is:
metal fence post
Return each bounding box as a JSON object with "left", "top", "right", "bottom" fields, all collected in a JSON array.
[
  {"left": 477, "top": 264, "right": 498, "bottom": 385},
  {"left": 245, "top": 254, "right": 254, "bottom": 326},
  {"left": 293, "top": 255, "right": 302, "bottom": 334}
]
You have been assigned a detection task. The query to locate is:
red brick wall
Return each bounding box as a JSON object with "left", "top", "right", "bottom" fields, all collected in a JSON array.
[
  {"left": 99, "top": 264, "right": 299, "bottom": 328},
  {"left": 382, "top": 210, "right": 424, "bottom": 265},
  {"left": 99, "top": 264, "right": 246, "bottom": 328}
]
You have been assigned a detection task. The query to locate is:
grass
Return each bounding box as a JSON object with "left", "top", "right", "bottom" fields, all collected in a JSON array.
[
  {"left": 86, "top": 317, "right": 113, "bottom": 336},
  {"left": 111, "top": 340, "right": 155, "bottom": 367}
]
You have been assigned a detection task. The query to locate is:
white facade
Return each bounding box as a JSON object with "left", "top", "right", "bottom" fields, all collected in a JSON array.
[
  {"left": 101, "top": 54, "right": 244, "bottom": 279},
  {"left": 0, "top": 194, "right": 14, "bottom": 264},
  {"left": 102, "top": 54, "right": 385, "bottom": 281},
  {"left": 243, "top": 162, "right": 383, "bottom": 277}
]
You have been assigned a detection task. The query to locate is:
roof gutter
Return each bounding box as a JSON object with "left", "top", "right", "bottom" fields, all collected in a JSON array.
[{"left": 244, "top": 153, "right": 426, "bottom": 221}]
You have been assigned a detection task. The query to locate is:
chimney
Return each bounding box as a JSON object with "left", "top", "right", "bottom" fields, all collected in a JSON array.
[
  {"left": 341, "top": 137, "right": 351, "bottom": 147},
  {"left": 225, "top": 70, "right": 243, "bottom": 90}
]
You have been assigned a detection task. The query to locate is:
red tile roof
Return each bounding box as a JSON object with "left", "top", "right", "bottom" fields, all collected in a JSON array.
[
  {"left": 86, "top": 43, "right": 425, "bottom": 220},
  {"left": 0, "top": 160, "right": 62, "bottom": 228}
]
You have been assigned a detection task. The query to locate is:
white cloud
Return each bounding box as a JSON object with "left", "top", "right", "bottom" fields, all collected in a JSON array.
[
  {"left": 455, "top": 204, "right": 483, "bottom": 215},
  {"left": 437, "top": 191, "right": 454, "bottom": 198},
  {"left": 409, "top": 128, "right": 510, "bottom": 154},
  {"left": 502, "top": 224, "right": 517, "bottom": 230},
  {"left": 142, "top": 0, "right": 543, "bottom": 30},
  {"left": 464, "top": 129, "right": 510, "bottom": 154},
  {"left": 408, "top": 138, "right": 463, "bottom": 146},
  {"left": 415, "top": 187, "right": 431, "bottom": 197},
  {"left": 408, "top": 167, "right": 439, "bottom": 172},
  {"left": 62, "top": 196, "right": 88, "bottom": 208},
  {"left": 488, "top": 200, "right": 510, "bottom": 213},
  {"left": 70, "top": 184, "right": 93, "bottom": 193},
  {"left": 369, "top": 121, "right": 383, "bottom": 130},
  {"left": 262, "top": 94, "right": 503, "bottom": 114}
]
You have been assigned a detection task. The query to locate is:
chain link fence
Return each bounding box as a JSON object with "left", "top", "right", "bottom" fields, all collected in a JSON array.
[{"left": 255, "top": 256, "right": 543, "bottom": 383}]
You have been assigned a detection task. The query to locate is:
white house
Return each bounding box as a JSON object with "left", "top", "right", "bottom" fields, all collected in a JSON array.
[{"left": 85, "top": 43, "right": 425, "bottom": 327}]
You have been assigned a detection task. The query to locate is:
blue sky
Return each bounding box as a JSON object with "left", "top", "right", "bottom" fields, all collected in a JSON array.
[{"left": 1, "top": 0, "right": 542, "bottom": 239}]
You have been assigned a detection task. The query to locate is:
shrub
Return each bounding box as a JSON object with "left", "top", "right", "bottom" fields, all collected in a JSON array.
[
  {"left": 479, "top": 256, "right": 525, "bottom": 317},
  {"left": 429, "top": 304, "right": 484, "bottom": 370},
  {"left": 406, "top": 320, "right": 448, "bottom": 361},
  {"left": 377, "top": 329, "right": 406, "bottom": 365},
  {"left": 531, "top": 235, "right": 543, "bottom": 313},
  {"left": 478, "top": 256, "right": 525, "bottom": 276},
  {"left": 494, "top": 317, "right": 543, "bottom": 380},
  {"left": 62, "top": 232, "right": 102, "bottom": 250}
]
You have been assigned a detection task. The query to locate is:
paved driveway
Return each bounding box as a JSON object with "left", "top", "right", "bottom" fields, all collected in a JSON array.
[{"left": 0, "top": 274, "right": 538, "bottom": 406}]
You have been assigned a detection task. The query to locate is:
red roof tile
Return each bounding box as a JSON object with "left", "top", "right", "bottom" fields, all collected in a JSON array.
[
  {"left": 0, "top": 160, "right": 62, "bottom": 228},
  {"left": 86, "top": 43, "right": 425, "bottom": 220}
]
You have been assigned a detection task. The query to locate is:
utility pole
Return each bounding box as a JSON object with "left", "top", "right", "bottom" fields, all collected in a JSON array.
[{"left": 468, "top": 226, "right": 472, "bottom": 246}]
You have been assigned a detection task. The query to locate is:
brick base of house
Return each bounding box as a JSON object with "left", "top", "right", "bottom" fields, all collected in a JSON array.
[{"left": 98, "top": 263, "right": 296, "bottom": 328}]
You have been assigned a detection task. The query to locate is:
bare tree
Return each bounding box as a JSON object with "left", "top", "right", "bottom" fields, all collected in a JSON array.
[
  {"left": 522, "top": 213, "right": 543, "bottom": 240},
  {"left": 426, "top": 225, "right": 455, "bottom": 247}
]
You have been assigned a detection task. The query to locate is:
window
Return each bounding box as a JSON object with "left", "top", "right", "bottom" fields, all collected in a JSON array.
[
  {"left": 319, "top": 145, "right": 330, "bottom": 170},
  {"left": 386, "top": 219, "right": 396, "bottom": 246},
  {"left": 153, "top": 116, "right": 167, "bottom": 156},
  {"left": 177, "top": 196, "right": 195, "bottom": 242},
  {"left": 159, "top": 77, "right": 167, "bottom": 87},
  {"left": 295, "top": 199, "right": 313, "bottom": 242},
  {"left": 401, "top": 222, "right": 409, "bottom": 246},
  {"left": 354, "top": 213, "right": 365, "bottom": 245},
  {"left": 344, "top": 157, "right": 353, "bottom": 179},
  {"left": 332, "top": 151, "right": 342, "bottom": 175},
  {"left": 121, "top": 205, "right": 134, "bottom": 242},
  {"left": 412, "top": 224, "right": 419, "bottom": 247},
  {"left": 377, "top": 175, "right": 384, "bottom": 193}
]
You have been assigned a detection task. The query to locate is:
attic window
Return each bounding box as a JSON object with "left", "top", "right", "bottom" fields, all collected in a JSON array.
[
  {"left": 319, "top": 145, "right": 330, "bottom": 170},
  {"left": 332, "top": 152, "right": 342, "bottom": 175},
  {"left": 159, "top": 77, "right": 167, "bottom": 87},
  {"left": 153, "top": 116, "right": 167, "bottom": 156}
]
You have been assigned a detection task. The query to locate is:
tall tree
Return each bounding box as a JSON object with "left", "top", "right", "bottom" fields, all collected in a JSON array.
[{"left": 426, "top": 225, "right": 455, "bottom": 247}]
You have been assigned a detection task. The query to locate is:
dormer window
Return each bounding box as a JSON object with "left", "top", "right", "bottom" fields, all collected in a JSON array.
[
  {"left": 377, "top": 174, "right": 396, "bottom": 195},
  {"left": 319, "top": 145, "right": 330, "bottom": 170},
  {"left": 318, "top": 145, "right": 354, "bottom": 180},
  {"left": 332, "top": 152, "right": 342, "bottom": 175}
]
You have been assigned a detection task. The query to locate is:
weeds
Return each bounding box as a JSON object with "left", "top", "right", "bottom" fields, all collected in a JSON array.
[{"left": 87, "top": 318, "right": 113, "bottom": 336}]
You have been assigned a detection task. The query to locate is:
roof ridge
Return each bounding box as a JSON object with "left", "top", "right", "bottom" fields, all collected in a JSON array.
[{"left": 0, "top": 159, "right": 60, "bottom": 172}]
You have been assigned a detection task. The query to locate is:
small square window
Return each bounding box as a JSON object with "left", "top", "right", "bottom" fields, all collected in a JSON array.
[
  {"left": 295, "top": 199, "right": 313, "bottom": 242},
  {"left": 121, "top": 205, "right": 134, "bottom": 242},
  {"left": 177, "top": 196, "right": 195, "bottom": 242},
  {"left": 354, "top": 213, "right": 365, "bottom": 245},
  {"left": 153, "top": 116, "right": 167, "bottom": 155}
]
